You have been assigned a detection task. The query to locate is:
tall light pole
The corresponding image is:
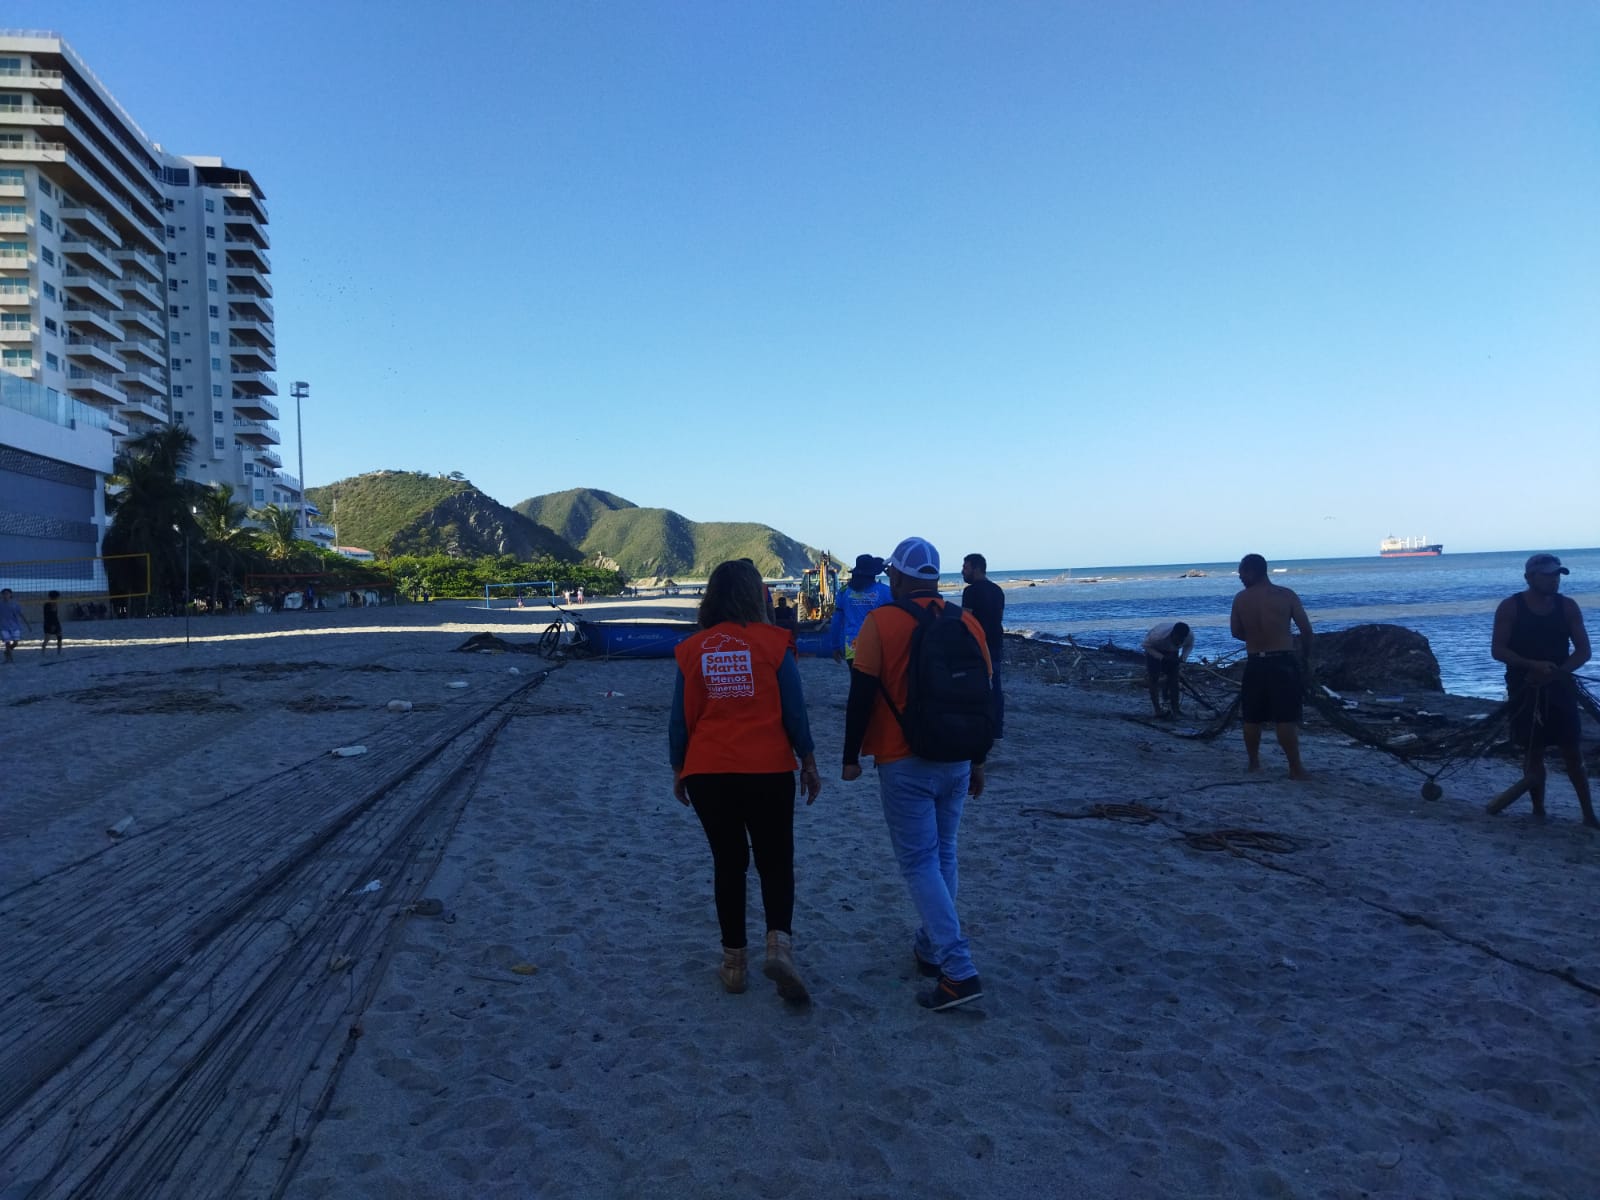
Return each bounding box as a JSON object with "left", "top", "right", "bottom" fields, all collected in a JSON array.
[{"left": 291, "top": 380, "right": 309, "bottom": 535}]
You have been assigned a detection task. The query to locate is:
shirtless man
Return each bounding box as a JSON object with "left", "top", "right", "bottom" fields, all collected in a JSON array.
[
  {"left": 1488, "top": 553, "right": 1595, "bottom": 827},
  {"left": 1230, "top": 554, "right": 1312, "bottom": 779}
]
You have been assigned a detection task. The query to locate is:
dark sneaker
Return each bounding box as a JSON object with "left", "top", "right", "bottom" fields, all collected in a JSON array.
[
  {"left": 917, "top": 974, "right": 984, "bottom": 1011},
  {"left": 913, "top": 951, "right": 940, "bottom": 979}
]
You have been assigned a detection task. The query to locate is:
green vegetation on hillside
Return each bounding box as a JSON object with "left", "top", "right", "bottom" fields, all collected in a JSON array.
[
  {"left": 385, "top": 554, "right": 622, "bottom": 600},
  {"left": 515, "top": 488, "right": 635, "bottom": 546},
  {"left": 306, "top": 471, "right": 469, "bottom": 554},
  {"left": 516, "top": 487, "right": 819, "bottom": 578}
]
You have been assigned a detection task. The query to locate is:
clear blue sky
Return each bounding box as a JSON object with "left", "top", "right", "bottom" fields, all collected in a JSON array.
[{"left": 17, "top": 2, "right": 1598, "bottom": 568}]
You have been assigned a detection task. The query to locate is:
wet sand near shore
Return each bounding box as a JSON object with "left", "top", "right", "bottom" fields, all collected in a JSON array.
[{"left": 1, "top": 602, "right": 1596, "bottom": 1198}]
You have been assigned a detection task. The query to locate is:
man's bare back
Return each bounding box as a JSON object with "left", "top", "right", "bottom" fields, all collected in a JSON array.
[{"left": 1230, "top": 581, "right": 1311, "bottom": 654}]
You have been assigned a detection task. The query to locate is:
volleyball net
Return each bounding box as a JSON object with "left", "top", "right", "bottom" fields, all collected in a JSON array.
[
  {"left": 0, "top": 554, "right": 150, "bottom": 610},
  {"left": 483, "top": 580, "right": 557, "bottom": 609}
]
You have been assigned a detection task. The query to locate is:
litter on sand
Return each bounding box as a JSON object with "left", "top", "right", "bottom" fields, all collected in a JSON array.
[
  {"left": 385, "top": 700, "right": 414, "bottom": 712},
  {"left": 331, "top": 745, "right": 369, "bottom": 757},
  {"left": 446, "top": 681, "right": 470, "bottom": 689},
  {"left": 602, "top": 690, "right": 624, "bottom": 698},
  {"left": 106, "top": 815, "right": 135, "bottom": 838},
  {"left": 350, "top": 879, "right": 382, "bottom": 895}
]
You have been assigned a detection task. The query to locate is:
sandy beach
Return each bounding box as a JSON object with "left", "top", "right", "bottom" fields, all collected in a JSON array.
[{"left": 1, "top": 599, "right": 1596, "bottom": 1199}]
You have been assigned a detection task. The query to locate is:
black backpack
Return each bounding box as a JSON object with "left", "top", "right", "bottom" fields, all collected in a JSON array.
[{"left": 883, "top": 599, "right": 994, "bottom": 763}]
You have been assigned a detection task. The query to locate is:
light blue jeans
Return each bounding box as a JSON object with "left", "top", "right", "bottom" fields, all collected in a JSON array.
[{"left": 877, "top": 756, "right": 976, "bottom": 981}]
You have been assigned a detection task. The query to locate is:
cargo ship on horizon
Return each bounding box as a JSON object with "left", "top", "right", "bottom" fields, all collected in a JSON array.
[{"left": 1380, "top": 535, "right": 1443, "bottom": 558}]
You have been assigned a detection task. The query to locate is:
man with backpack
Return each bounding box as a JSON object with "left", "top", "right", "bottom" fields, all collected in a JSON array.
[{"left": 841, "top": 537, "right": 993, "bottom": 1010}]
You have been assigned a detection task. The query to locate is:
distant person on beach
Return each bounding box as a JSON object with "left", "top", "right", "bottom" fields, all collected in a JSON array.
[
  {"left": 842, "top": 537, "right": 993, "bottom": 1011},
  {"left": 772, "top": 595, "right": 797, "bottom": 630},
  {"left": 1489, "top": 554, "right": 1595, "bottom": 827},
  {"left": 1142, "top": 620, "right": 1193, "bottom": 717},
  {"left": 40, "top": 590, "right": 63, "bottom": 655},
  {"left": 0, "top": 588, "right": 30, "bottom": 663},
  {"left": 831, "top": 554, "right": 892, "bottom": 664},
  {"left": 961, "top": 553, "right": 1006, "bottom": 737},
  {"left": 670, "top": 559, "right": 821, "bottom": 1003},
  {"left": 1230, "top": 555, "right": 1313, "bottom": 779}
]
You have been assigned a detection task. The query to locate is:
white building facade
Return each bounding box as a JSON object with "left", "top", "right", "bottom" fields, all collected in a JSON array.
[{"left": 0, "top": 29, "right": 283, "bottom": 568}]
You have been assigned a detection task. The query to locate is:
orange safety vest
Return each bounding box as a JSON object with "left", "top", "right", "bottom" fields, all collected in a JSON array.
[{"left": 675, "top": 621, "right": 799, "bottom": 777}]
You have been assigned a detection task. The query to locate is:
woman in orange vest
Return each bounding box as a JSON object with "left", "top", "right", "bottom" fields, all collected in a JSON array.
[{"left": 670, "top": 559, "right": 821, "bottom": 1003}]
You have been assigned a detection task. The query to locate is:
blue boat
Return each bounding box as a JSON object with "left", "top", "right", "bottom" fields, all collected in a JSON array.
[{"left": 576, "top": 620, "right": 835, "bottom": 659}]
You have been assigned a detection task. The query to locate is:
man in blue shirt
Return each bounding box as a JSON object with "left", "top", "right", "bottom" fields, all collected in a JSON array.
[{"left": 831, "top": 554, "right": 892, "bottom": 664}]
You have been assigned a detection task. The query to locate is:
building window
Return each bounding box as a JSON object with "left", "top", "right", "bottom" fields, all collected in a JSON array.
[
  {"left": 205, "top": 198, "right": 215, "bottom": 212},
  {"left": 39, "top": 211, "right": 53, "bottom": 231},
  {"left": 45, "top": 352, "right": 59, "bottom": 370},
  {"left": 169, "top": 332, "right": 181, "bottom": 346},
  {"left": 41, "top": 282, "right": 54, "bottom": 299},
  {"left": 169, "top": 305, "right": 180, "bottom": 318},
  {"left": 40, "top": 246, "right": 53, "bottom": 265},
  {"left": 213, "top": 410, "right": 223, "bottom": 423},
  {"left": 208, "top": 305, "right": 219, "bottom": 318},
  {"left": 211, "top": 357, "right": 221, "bottom": 371},
  {"left": 40, "top": 178, "right": 53, "bottom": 197},
  {"left": 212, "top": 385, "right": 222, "bottom": 397},
  {"left": 167, "top": 251, "right": 177, "bottom": 264},
  {"left": 168, "top": 278, "right": 180, "bottom": 292},
  {"left": 207, "top": 278, "right": 218, "bottom": 293},
  {"left": 209, "top": 331, "right": 219, "bottom": 345},
  {"left": 215, "top": 437, "right": 226, "bottom": 450},
  {"left": 172, "top": 385, "right": 183, "bottom": 398},
  {"left": 170, "top": 358, "right": 182, "bottom": 371},
  {"left": 206, "top": 252, "right": 216, "bottom": 265},
  {"left": 205, "top": 225, "right": 215, "bottom": 239},
  {"left": 165, "top": 224, "right": 176, "bottom": 237},
  {"left": 43, "top": 317, "right": 56, "bottom": 334},
  {"left": 254, "top": 489, "right": 264, "bottom": 502}
]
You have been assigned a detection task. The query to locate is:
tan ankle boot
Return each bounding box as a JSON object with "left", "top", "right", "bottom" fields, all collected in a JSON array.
[
  {"left": 762, "top": 931, "right": 809, "bottom": 1003},
  {"left": 719, "top": 946, "right": 747, "bottom": 994}
]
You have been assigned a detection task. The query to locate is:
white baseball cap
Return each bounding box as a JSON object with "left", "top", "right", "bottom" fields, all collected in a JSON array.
[{"left": 887, "top": 537, "right": 941, "bottom": 580}]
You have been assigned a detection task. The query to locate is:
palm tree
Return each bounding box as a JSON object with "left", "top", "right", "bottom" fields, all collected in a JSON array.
[
  {"left": 252, "top": 502, "right": 307, "bottom": 564},
  {"left": 195, "top": 483, "right": 255, "bottom": 609},
  {"left": 104, "top": 426, "right": 204, "bottom": 613}
]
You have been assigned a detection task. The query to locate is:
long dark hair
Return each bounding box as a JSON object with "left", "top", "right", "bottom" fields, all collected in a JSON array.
[{"left": 698, "top": 560, "right": 767, "bottom": 628}]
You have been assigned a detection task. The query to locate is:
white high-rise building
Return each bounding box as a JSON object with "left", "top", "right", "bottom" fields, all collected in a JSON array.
[{"left": 0, "top": 29, "right": 283, "bottom": 568}]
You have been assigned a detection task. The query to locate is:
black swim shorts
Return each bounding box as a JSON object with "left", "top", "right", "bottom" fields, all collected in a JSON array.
[
  {"left": 1145, "top": 653, "right": 1179, "bottom": 683},
  {"left": 1241, "top": 654, "right": 1303, "bottom": 725},
  {"left": 1506, "top": 674, "right": 1582, "bottom": 749}
]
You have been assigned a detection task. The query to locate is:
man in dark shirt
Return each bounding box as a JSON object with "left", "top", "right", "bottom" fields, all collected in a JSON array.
[
  {"left": 961, "top": 553, "right": 1006, "bottom": 739},
  {"left": 1489, "top": 553, "right": 1594, "bottom": 826}
]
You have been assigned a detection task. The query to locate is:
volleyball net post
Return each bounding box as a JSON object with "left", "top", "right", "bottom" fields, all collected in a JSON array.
[{"left": 482, "top": 580, "right": 557, "bottom": 610}]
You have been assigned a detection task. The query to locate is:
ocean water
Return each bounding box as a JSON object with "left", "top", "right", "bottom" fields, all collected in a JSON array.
[{"left": 971, "top": 549, "right": 1600, "bottom": 699}]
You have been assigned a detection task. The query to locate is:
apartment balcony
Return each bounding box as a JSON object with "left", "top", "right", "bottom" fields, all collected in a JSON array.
[
  {"left": 221, "top": 185, "right": 268, "bottom": 224},
  {"left": 117, "top": 396, "right": 171, "bottom": 426},
  {"left": 0, "top": 209, "right": 27, "bottom": 232},
  {"left": 0, "top": 65, "right": 65, "bottom": 91},
  {"left": 61, "top": 113, "right": 163, "bottom": 227},
  {"left": 224, "top": 263, "right": 272, "bottom": 298},
  {"left": 0, "top": 171, "right": 23, "bottom": 198},
  {"left": 60, "top": 233, "right": 123, "bottom": 276},
  {"left": 67, "top": 364, "right": 127, "bottom": 405},
  {"left": 225, "top": 313, "right": 274, "bottom": 346},
  {"left": 222, "top": 208, "right": 270, "bottom": 250},
  {"left": 230, "top": 369, "right": 277, "bottom": 396},
  {"left": 0, "top": 319, "right": 35, "bottom": 342},
  {"left": 116, "top": 364, "right": 167, "bottom": 396},
  {"left": 232, "top": 417, "right": 280, "bottom": 446},
  {"left": 62, "top": 266, "right": 121, "bottom": 308},
  {"left": 113, "top": 247, "right": 162, "bottom": 281},
  {"left": 234, "top": 394, "right": 279, "bottom": 421},
  {"left": 119, "top": 306, "right": 163, "bottom": 338},
  {"left": 65, "top": 333, "right": 126, "bottom": 373},
  {"left": 227, "top": 293, "right": 273, "bottom": 322},
  {"left": 0, "top": 280, "right": 33, "bottom": 306},
  {"left": 64, "top": 301, "right": 122, "bottom": 341},
  {"left": 114, "top": 334, "right": 165, "bottom": 365},
  {"left": 229, "top": 340, "right": 276, "bottom": 372},
  {"left": 223, "top": 238, "right": 270, "bottom": 272},
  {"left": 0, "top": 139, "right": 66, "bottom": 169},
  {"left": 255, "top": 448, "right": 283, "bottom": 469},
  {"left": 0, "top": 246, "right": 31, "bottom": 272},
  {"left": 113, "top": 274, "right": 163, "bottom": 307},
  {"left": 0, "top": 101, "right": 64, "bottom": 126},
  {"left": 60, "top": 203, "right": 122, "bottom": 247}
]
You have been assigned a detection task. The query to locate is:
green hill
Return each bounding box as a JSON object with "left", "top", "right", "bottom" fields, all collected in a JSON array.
[
  {"left": 516, "top": 487, "right": 636, "bottom": 546},
  {"left": 515, "top": 487, "right": 819, "bottom": 578},
  {"left": 308, "top": 471, "right": 577, "bottom": 560}
]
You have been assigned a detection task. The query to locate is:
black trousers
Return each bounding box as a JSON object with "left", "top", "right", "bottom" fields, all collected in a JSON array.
[{"left": 685, "top": 772, "right": 795, "bottom": 949}]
